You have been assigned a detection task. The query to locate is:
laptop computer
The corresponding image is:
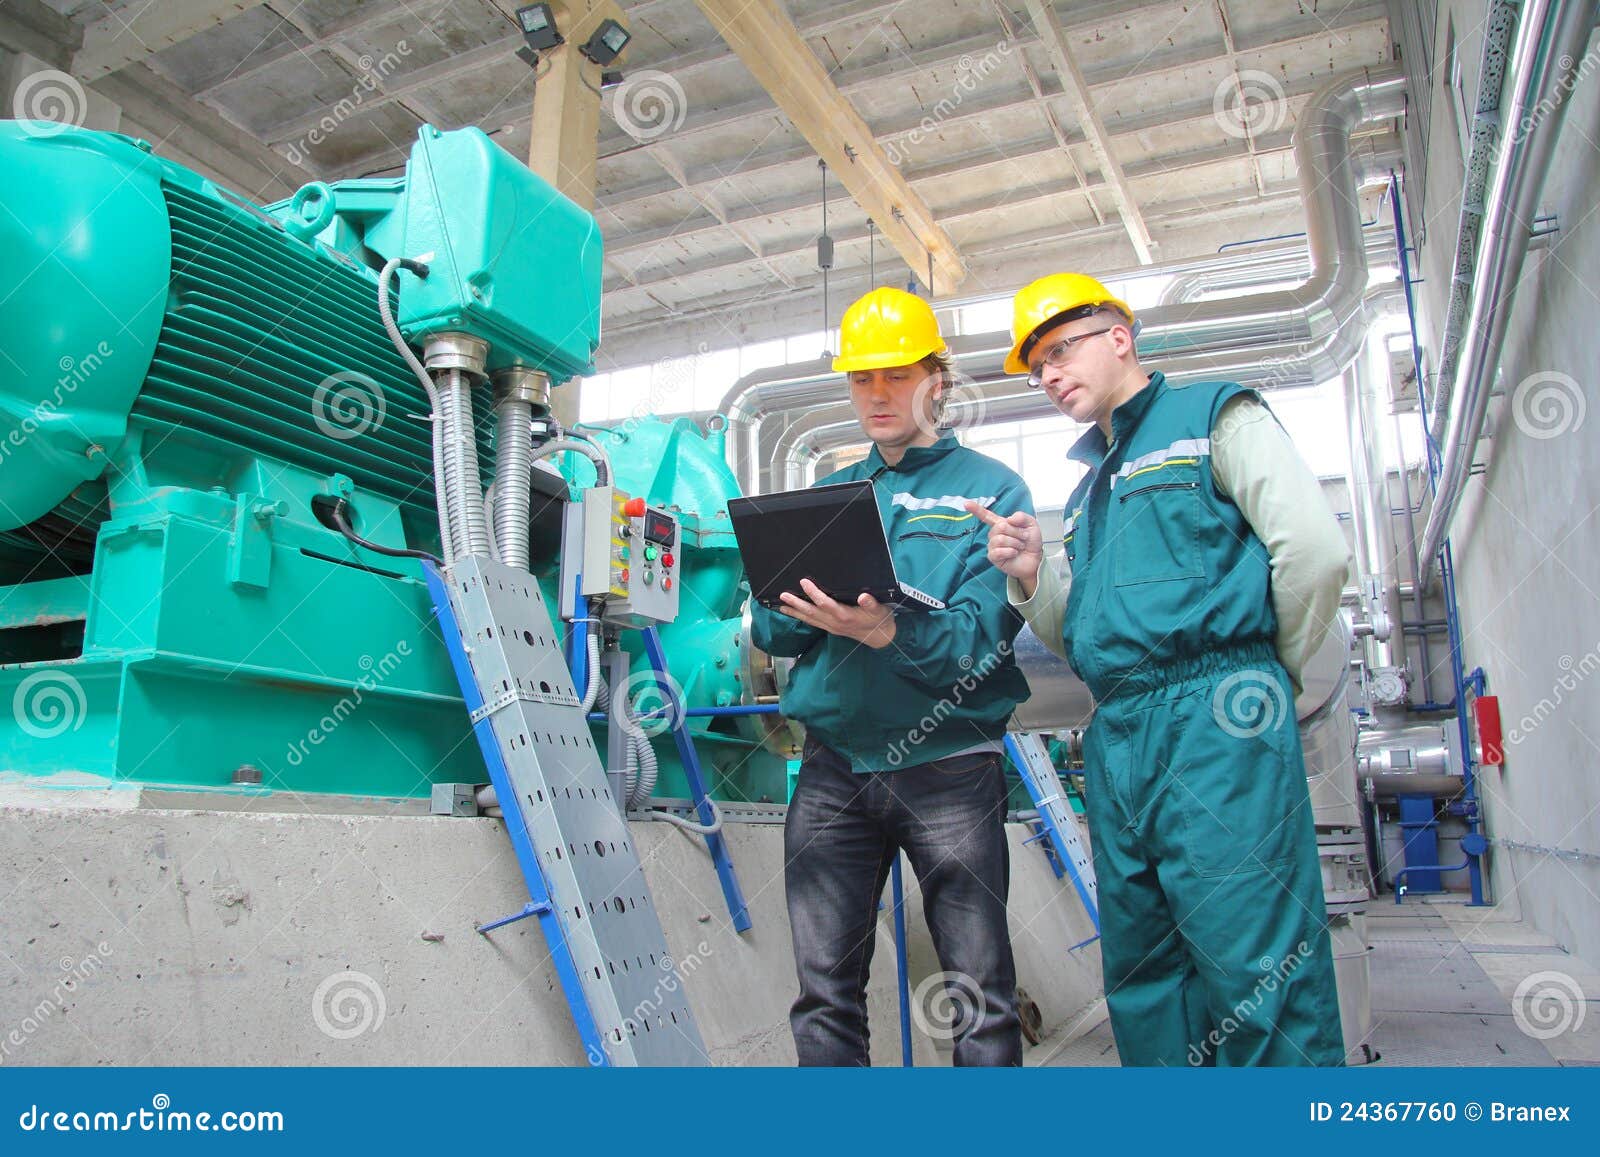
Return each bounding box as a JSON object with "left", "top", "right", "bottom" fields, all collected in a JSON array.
[{"left": 728, "top": 480, "right": 946, "bottom": 612}]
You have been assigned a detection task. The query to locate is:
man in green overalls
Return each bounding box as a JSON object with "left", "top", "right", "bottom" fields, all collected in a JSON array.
[
  {"left": 751, "top": 287, "right": 1033, "bottom": 1066},
  {"left": 970, "top": 273, "right": 1351, "bottom": 1066}
]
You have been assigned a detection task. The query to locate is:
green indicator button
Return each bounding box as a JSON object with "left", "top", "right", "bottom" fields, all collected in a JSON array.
[
  {"left": 643, "top": 569, "right": 655, "bottom": 585},
  {"left": 644, "top": 545, "right": 658, "bottom": 562}
]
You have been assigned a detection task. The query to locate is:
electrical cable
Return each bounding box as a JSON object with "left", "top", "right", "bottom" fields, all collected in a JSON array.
[
  {"left": 377, "top": 257, "right": 454, "bottom": 562},
  {"left": 315, "top": 495, "right": 441, "bottom": 566}
]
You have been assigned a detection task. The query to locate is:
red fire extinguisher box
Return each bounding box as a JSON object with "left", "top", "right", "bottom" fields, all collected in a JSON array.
[{"left": 1474, "top": 695, "right": 1504, "bottom": 765}]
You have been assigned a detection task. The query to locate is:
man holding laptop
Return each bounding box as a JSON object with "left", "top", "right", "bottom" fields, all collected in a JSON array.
[{"left": 745, "top": 287, "right": 1033, "bottom": 1066}]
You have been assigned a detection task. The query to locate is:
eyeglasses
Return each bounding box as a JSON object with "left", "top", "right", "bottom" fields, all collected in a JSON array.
[{"left": 1026, "top": 327, "right": 1115, "bottom": 387}]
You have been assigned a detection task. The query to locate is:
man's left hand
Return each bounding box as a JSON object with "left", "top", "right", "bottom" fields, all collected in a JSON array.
[{"left": 778, "top": 579, "right": 897, "bottom": 649}]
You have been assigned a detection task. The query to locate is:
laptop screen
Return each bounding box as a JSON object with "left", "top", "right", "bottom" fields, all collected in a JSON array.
[{"left": 728, "top": 481, "right": 898, "bottom": 605}]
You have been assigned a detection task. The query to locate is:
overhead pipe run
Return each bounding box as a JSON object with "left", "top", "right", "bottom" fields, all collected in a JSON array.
[
  {"left": 1417, "top": 0, "right": 1596, "bottom": 586},
  {"left": 721, "top": 66, "right": 1406, "bottom": 494},
  {"left": 782, "top": 289, "right": 1406, "bottom": 487},
  {"left": 1423, "top": 0, "right": 1521, "bottom": 446},
  {"left": 1159, "top": 225, "right": 1396, "bottom": 306}
]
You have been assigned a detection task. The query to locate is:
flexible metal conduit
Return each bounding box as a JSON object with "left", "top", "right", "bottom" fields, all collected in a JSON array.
[
  {"left": 1417, "top": 0, "right": 1595, "bottom": 585},
  {"left": 492, "top": 392, "right": 534, "bottom": 571},
  {"left": 443, "top": 370, "right": 490, "bottom": 558}
]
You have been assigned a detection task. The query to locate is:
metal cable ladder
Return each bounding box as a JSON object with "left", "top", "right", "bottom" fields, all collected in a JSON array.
[
  {"left": 1005, "top": 732, "right": 1100, "bottom": 935},
  {"left": 425, "top": 555, "right": 711, "bottom": 1066}
]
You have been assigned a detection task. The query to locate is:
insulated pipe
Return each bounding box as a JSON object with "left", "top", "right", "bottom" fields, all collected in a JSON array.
[
  {"left": 729, "top": 66, "right": 1406, "bottom": 494},
  {"left": 1341, "top": 331, "right": 1407, "bottom": 697},
  {"left": 782, "top": 289, "right": 1405, "bottom": 486},
  {"left": 1160, "top": 227, "right": 1395, "bottom": 306},
  {"left": 1131, "top": 67, "right": 1404, "bottom": 362},
  {"left": 1417, "top": 0, "right": 1595, "bottom": 585},
  {"left": 1358, "top": 721, "right": 1460, "bottom": 797},
  {"left": 1423, "top": 0, "right": 1522, "bottom": 444}
]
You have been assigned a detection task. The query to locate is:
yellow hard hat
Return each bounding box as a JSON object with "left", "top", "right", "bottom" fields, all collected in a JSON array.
[
  {"left": 833, "top": 287, "right": 947, "bottom": 373},
  {"left": 1003, "top": 273, "right": 1136, "bottom": 375}
]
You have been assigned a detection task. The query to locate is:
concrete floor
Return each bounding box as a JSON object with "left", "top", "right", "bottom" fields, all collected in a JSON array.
[{"left": 1028, "top": 897, "right": 1600, "bottom": 1066}]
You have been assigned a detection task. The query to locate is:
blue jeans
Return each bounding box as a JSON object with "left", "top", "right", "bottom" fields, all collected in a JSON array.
[{"left": 784, "top": 739, "right": 1021, "bottom": 1066}]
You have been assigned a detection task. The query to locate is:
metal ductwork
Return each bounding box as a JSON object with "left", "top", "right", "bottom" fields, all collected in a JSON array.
[
  {"left": 721, "top": 66, "right": 1406, "bottom": 494},
  {"left": 1159, "top": 225, "right": 1397, "bottom": 306},
  {"left": 785, "top": 289, "right": 1406, "bottom": 486},
  {"left": 1417, "top": 0, "right": 1596, "bottom": 584}
]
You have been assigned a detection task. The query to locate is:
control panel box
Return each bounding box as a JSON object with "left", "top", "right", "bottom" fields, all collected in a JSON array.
[{"left": 559, "top": 487, "right": 679, "bottom": 627}]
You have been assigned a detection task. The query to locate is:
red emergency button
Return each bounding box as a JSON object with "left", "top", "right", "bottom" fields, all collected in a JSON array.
[
  {"left": 662, "top": 552, "right": 675, "bottom": 568},
  {"left": 623, "top": 496, "right": 646, "bottom": 517}
]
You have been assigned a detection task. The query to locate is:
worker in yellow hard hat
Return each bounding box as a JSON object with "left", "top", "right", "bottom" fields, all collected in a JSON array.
[
  {"left": 970, "top": 272, "right": 1352, "bottom": 1066},
  {"left": 749, "top": 285, "right": 1034, "bottom": 1066}
]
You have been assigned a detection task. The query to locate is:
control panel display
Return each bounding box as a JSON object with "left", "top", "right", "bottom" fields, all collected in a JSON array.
[{"left": 643, "top": 509, "right": 675, "bottom": 545}]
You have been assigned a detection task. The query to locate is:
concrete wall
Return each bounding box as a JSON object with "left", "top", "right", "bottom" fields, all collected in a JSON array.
[
  {"left": 1407, "top": 1, "right": 1600, "bottom": 960},
  {"left": 0, "top": 789, "right": 1101, "bottom": 1066}
]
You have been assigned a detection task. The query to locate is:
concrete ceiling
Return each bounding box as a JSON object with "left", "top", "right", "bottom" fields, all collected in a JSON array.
[{"left": 14, "top": 0, "right": 1396, "bottom": 370}]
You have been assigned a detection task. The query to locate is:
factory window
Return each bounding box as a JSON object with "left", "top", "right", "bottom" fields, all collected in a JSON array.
[
  {"left": 738, "top": 338, "right": 787, "bottom": 377},
  {"left": 956, "top": 298, "right": 1011, "bottom": 335},
  {"left": 694, "top": 348, "right": 741, "bottom": 411},
  {"left": 786, "top": 330, "right": 835, "bottom": 363}
]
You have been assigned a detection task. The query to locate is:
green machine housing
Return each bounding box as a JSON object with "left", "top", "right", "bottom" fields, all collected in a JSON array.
[{"left": 0, "top": 121, "right": 789, "bottom": 806}]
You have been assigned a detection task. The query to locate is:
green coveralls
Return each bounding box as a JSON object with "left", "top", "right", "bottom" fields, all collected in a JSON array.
[
  {"left": 750, "top": 433, "right": 1033, "bottom": 769},
  {"left": 1058, "top": 373, "right": 1343, "bottom": 1066}
]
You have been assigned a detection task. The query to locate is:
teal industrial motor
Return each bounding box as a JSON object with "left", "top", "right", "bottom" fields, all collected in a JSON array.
[{"left": 0, "top": 120, "right": 789, "bottom": 804}]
